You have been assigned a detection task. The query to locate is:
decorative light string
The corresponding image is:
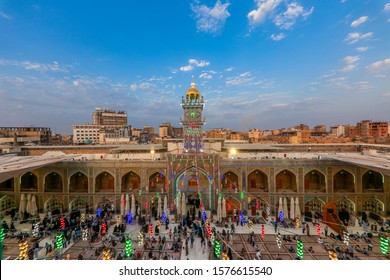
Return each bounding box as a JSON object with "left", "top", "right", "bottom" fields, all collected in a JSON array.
[
  {"left": 296, "top": 240, "right": 304, "bottom": 259},
  {"left": 125, "top": 238, "right": 132, "bottom": 258},
  {"left": 102, "top": 247, "right": 111, "bottom": 260},
  {"left": 343, "top": 231, "right": 350, "bottom": 246},
  {"left": 380, "top": 237, "right": 389, "bottom": 255},
  {"left": 18, "top": 240, "right": 28, "bottom": 260},
  {"left": 214, "top": 240, "right": 221, "bottom": 259}
]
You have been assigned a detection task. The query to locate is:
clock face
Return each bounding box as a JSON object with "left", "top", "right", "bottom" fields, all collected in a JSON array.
[{"left": 188, "top": 110, "right": 198, "bottom": 118}]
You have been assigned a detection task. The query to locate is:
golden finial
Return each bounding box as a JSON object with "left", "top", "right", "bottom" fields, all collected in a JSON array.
[{"left": 191, "top": 75, "right": 195, "bottom": 88}]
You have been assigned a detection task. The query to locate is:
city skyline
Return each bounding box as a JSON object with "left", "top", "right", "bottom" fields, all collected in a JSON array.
[{"left": 0, "top": 0, "right": 389, "bottom": 134}]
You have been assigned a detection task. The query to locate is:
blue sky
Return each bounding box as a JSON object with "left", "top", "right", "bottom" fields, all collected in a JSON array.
[{"left": 0, "top": 0, "right": 389, "bottom": 134}]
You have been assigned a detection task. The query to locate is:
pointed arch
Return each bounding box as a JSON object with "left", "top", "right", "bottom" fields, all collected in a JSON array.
[
  {"left": 334, "top": 169, "right": 355, "bottom": 193},
  {"left": 69, "top": 197, "right": 89, "bottom": 212},
  {"left": 95, "top": 171, "right": 115, "bottom": 192},
  {"left": 335, "top": 197, "right": 355, "bottom": 213},
  {"left": 0, "top": 195, "right": 16, "bottom": 211},
  {"left": 275, "top": 169, "right": 297, "bottom": 192},
  {"left": 44, "top": 197, "right": 63, "bottom": 214},
  {"left": 69, "top": 172, "right": 88, "bottom": 193},
  {"left": 221, "top": 171, "right": 239, "bottom": 190},
  {"left": 149, "top": 171, "right": 166, "bottom": 192},
  {"left": 121, "top": 171, "right": 141, "bottom": 192},
  {"left": 248, "top": 197, "right": 268, "bottom": 217},
  {"left": 20, "top": 171, "right": 38, "bottom": 191},
  {"left": 96, "top": 198, "right": 113, "bottom": 211},
  {"left": 248, "top": 169, "right": 268, "bottom": 192},
  {"left": 225, "top": 196, "right": 241, "bottom": 216},
  {"left": 304, "top": 169, "right": 326, "bottom": 193},
  {"left": 305, "top": 197, "right": 326, "bottom": 213},
  {"left": 44, "top": 172, "right": 63, "bottom": 192},
  {"left": 362, "top": 197, "right": 385, "bottom": 214},
  {"left": 362, "top": 170, "right": 384, "bottom": 193},
  {"left": 173, "top": 166, "right": 213, "bottom": 207}
]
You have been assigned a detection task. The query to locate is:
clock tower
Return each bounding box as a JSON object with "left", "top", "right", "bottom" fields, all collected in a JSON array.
[{"left": 180, "top": 79, "right": 206, "bottom": 153}]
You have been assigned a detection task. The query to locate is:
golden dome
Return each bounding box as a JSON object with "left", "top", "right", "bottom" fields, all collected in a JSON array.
[{"left": 186, "top": 79, "right": 200, "bottom": 100}]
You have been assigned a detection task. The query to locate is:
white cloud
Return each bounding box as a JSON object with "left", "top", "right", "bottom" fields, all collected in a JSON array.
[
  {"left": 271, "top": 33, "right": 286, "bottom": 41},
  {"left": 248, "top": 0, "right": 281, "bottom": 26},
  {"left": 340, "top": 64, "right": 356, "bottom": 72},
  {"left": 139, "top": 82, "right": 153, "bottom": 90},
  {"left": 344, "top": 55, "right": 360, "bottom": 65},
  {"left": 355, "top": 46, "right": 368, "bottom": 52},
  {"left": 180, "top": 58, "right": 210, "bottom": 72},
  {"left": 199, "top": 73, "right": 213, "bottom": 79},
  {"left": 351, "top": 16, "right": 368, "bottom": 27},
  {"left": 226, "top": 72, "right": 254, "bottom": 86},
  {"left": 345, "top": 32, "right": 373, "bottom": 44},
  {"left": 0, "top": 11, "right": 12, "bottom": 20},
  {"left": 0, "top": 59, "right": 68, "bottom": 72},
  {"left": 239, "top": 72, "right": 251, "bottom": 77},
  {"left": 180, "top": 65, "right": 194, "bottom": 72},
  {"left": 248, "top": 0, "right": 313, "bottom": 31},
  {"left": 191, "top": 0, "right": 231, "bottom": 34},
  {"left": 367, "top": 58, "right": 390, "bottom": 72},
  {"left": 338, "top": 56, "right": 360, "bottom": 72},
  {"left": 385, "top": 3, "right": 390, "bottom": 11},
  {"left": 130, "top": 84, "right": 138, "bottom": 91},
  {"left": 148, "top": 76, "right": 172, "bottom": 82},
  {"left": 273, "top": 2, "right": 313, "bottom": 29},
  {"left": 188, "top": 58, "right": 210, "bottom": 67},
  {"left": 225, "top": 67, "right": 234, "bottom": 72}
]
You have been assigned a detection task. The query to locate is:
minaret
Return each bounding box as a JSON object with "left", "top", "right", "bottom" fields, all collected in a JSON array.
[{"left": 180, "top": 78, "right": 206, "bottom": 153}]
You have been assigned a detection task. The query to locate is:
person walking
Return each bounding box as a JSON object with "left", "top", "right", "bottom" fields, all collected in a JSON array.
[{"left": 324, "top": 225, "right": 328, "bottom": 237}]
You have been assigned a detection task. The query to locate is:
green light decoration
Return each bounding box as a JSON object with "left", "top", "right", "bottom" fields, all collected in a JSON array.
[
  {"left": 56, "top": 233, "right": 63, "bottom": 250},
  {"left": 219, "top": 192, "right": 222, "bottom": 200},
  {"left": 0, "top": 228, "right": 4, "bottom": 243},
  {"left": 156, "top": 192, "right": 160, "bottom": 199},
  {"left": 240, "top": 191, "right": 244, "bottom": 200},
  {"left": 214, "top": 240, "right": 221, "bottom": 259},
  {"left": 297, "top": 240, "right": 304, "bottom": 259},
  {"left": 138, "top": 189, "right": 142, "bottom": 196},
  {"left": 380, "top": 237, "right": 389, "bottom": 255},
  {"left": 125, "top": 238, "right": 132, "bottom": 258}
]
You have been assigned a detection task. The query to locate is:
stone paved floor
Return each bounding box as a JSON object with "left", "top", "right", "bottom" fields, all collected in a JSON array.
[{"left": 2, "top": 215, "right": 389, "bottom": 261}]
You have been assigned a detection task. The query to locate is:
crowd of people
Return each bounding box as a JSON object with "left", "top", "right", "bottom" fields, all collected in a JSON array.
[{"left": 2, "top": 203, "right": 390, "bottom": 261}]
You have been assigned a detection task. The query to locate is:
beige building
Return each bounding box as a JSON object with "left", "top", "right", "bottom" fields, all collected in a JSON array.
[
  {"left": 248, "top": 128, "right": 262, "bottom": 143},
  {"left": 0, "top": 127, "right": 52, "bottom": 145},
  {"left": 72, "top": 125, "right": 100, "bottom": 144},
  {"left": 92, "top": 108, "right": 128, "bottom": 126}
]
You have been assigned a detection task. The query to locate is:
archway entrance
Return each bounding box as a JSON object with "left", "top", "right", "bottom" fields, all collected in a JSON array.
[
  {"left": 21, "top": 172, "right": 38, "bottom": 191},
  {"left": 362, "top": 170, "right": 384, "bottom": 192},
  {"left": 187, "top": 192, "right": 200, "bottom": 208},
  {"left": 174, "top": 166, "right": 213, "bottom": 211}
]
